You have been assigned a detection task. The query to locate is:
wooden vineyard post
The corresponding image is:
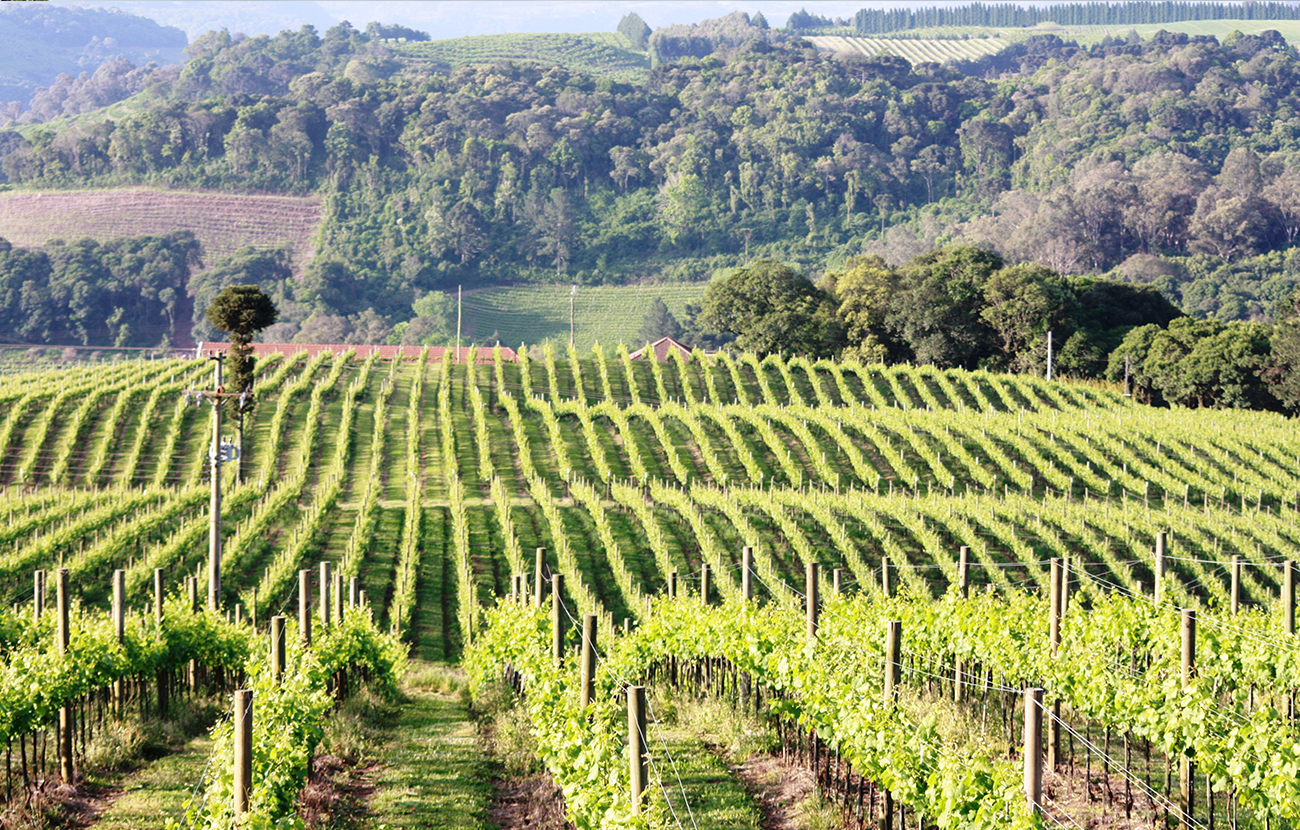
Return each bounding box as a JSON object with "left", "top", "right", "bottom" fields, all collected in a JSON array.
[
  {"left": 155, "top": 568, "right": 168, "bottom": 715},
  {"left": 271, "top": 615, "right": 286, "bottom": 685},
  {"left": 628, "top": 685, "right": 647, "bottom": 815},
  {"left": 832, "top": 567, "right": 842, "bottom": 596},
  {"left": 299, "top": 569, "right": 312, "bottom": 647},
  {"left": 349, "top": 576, "right": 359, "bottom": 608},
  {"left": 334, "top": 571, "right": 344, "bottom": 625},
  {"left": 1057, "top": 555, "right": 1070, "bottom": 618},
  {"left": 1154, "top": 531, "right": 1167, "bottom": 606},
  {"left": 186, "top": 575, "right": 199, "bottom": 691},
  {"left": 1049, "top": 558, "right": 1063, "bottom": 655},
  {"left": 33, "top": 569, "right": 44, "bottom": 621},
  {"left": 57, "top": 568, "right": 72, "bottom": 783},
  {"left": 552, "top": 574, "right": 566, "bottom": 668},
  {"left": 884, "top": 621, "right": 902, "bottom": 702},
  {"left": 209, "top": 355, "right": 224, "bottom": 612},
  {"left": 113, "top": 569, "right": 125, "bottom": 714},
  {"left": 701, "top": 563, "right": 711, "bottom": 606},
  {"left": 233, "top": 689, "right": 253, "bottom": 819},
  {"left": 580, "top": 614, "right": 597, "bottom": 709},
  {"left": 1231, "top": 555, "right": 1241, "bottom": 616},
  {"left": 1285, "top": 561, "right": 1296, "bottom": 637},
  {"left": 319, "top": 561, "right": 332, "bottom": 630},
  {"left": 881, "top": 555, "right": 892, "bottom": 598},
  {"left": 742, "top": 546, "right": 753, "bottom": 600},
  {"left": 958, "top": 546, "right": 970, "bottom": 598},
  {"left": 952, "top": 546, "right": 971, "bottom": 704},
  {"left": 668, "top": 570, "right": 677, "bottom": 600},
  {"left": 154, "top": 568, "right": 165, "bottom": 628},
  {"left": 534, "top": 548, "right": 546, "bottom": 607},
  {"left": 806, "top": 562, "right": 819, "bottom": 642},
  {"left": 1047, "top": 558, "right": 1063, "bottom": 770},
  {"left": 883, "top": 620, "right": 902, "bottom": 830},
  {"left": 1180, "top": 609, "right": 1196, "bottom": 830},
  {"left": 1024, "top": 687, "right": 1043, "bottom": 816},
  {"left": 739, "top": 546, "right": 754, "bottom": 704}
]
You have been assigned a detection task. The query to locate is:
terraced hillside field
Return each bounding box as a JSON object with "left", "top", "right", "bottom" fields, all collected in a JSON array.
[
  {"left": 1, "top": 347, "right": 1297, "bottom": 829},
  {"left": 0, "top": 188, "right": 322, "bottom": 268}
]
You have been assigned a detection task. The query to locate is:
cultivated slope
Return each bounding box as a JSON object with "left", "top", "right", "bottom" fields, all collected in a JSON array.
[{"left": 0, "top": 188, "right": 322, "bottom": 269}]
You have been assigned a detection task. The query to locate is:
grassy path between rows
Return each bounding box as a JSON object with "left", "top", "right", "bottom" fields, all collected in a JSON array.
[
  {"left": 93, "top": 734, "right": 214, "bottom": 830},
  {"left": 363, "top": 666, "right": 492, "bottom": 829},
  {"left": 655, "top": 727, "right": 763, "bottom": 830}
]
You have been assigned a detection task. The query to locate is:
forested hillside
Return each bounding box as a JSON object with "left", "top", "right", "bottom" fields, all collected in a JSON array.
[
  {"left": 2, "top": 14, "right": 1300, "bottom": 409},
  {"left": 6, "top": 24, "right": 1300, "bottom": 308}
]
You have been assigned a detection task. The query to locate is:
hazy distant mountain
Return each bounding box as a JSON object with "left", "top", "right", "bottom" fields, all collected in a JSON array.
[
  {"left": 0, "top": 3, "right": 186, "bottom": 106},
  {"left": 72, "top": 1, "right": 874, "bottom": 41},
  {"left": 69, "top": 0, "right": 342, "bottom": 41}
]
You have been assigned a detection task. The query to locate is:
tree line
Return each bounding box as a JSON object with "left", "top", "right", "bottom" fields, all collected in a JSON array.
[
  {"left": 0, "top": 232, "right": 199, "bottom": 348},
  {"left": 673, "top": 247, "right": 1300, "bottom": 414}
]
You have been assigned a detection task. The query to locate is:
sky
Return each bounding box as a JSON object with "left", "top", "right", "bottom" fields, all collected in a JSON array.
[{"left": 69, "top": 0, "right": 890, "bottom": 40}]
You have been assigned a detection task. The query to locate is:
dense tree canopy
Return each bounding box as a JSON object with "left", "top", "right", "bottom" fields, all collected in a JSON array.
[
  {"left": 700, "top": 259, "right": 842, "bottom": 357},
  {"left": 636, "top": 297, "right": 684, "bottom": 346},
  {"left": 1109, "top": 317, "right": 1280, "bottom": 410},
  {"left": 1267, "top": 289, "right": 1300, "bottom": 411},
  {"left": 0, "top": 231, "right": 199, "bottom": 347}
]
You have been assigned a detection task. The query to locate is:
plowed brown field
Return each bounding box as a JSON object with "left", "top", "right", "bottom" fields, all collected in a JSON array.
[{"left": 0, "top": 188, "right": 321, "bottom": 269}]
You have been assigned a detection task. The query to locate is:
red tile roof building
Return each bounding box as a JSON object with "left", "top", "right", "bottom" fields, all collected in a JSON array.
[
  {"left": 195, "top": 343, "right": 517, "bottom": 363},
  {"left": 628, "top": 337, "right": 693, "bottom": 362}
]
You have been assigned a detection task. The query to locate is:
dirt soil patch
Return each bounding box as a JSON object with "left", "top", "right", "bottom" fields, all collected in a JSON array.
[
  {"left": 725, "top": 753, "right": 819, "bottom": 830},
  {"left": 487, "top": 771, "right": 569, "bottom": 830},
  {"left": 298, "top": 753, "right": 380, "bottom": 829}
]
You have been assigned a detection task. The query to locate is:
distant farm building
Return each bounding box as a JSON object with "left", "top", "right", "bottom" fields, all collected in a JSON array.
[{"left": 629, "top": 337, "right": 693, "bottom": 362}]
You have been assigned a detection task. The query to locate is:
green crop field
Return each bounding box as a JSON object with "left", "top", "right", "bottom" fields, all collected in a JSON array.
[
  {"left": 1041, "top": 17, "right": 1300, "bottom": 44},
  {"left": 0, "top": 346, "right": 1297, "bottom": 829},
  {"left": 459, "top": 283, "right": 708, "bottom": 350},
  {"left": 395, "top": 31, "right": 649, "bottom": 80}
]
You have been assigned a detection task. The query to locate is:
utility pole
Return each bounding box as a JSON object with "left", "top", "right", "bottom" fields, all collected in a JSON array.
[
  {"left": 1045, "top": 330, "right": 1053, "bottom": 381},
  {"left": 208, "top": 354, "right": 223, "bottom": 610},
  {"left": 457, "top": 285, "right": 462, "bottom": 359},
  {"left": 185, "top": 352, "right": 238, "bottom": 611},
  {"left": 570, "top": 284, "right": 576, "bottom": 345},
  {"left": 1124, "top": 354, "right": 1132, "bottom": 397}
]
